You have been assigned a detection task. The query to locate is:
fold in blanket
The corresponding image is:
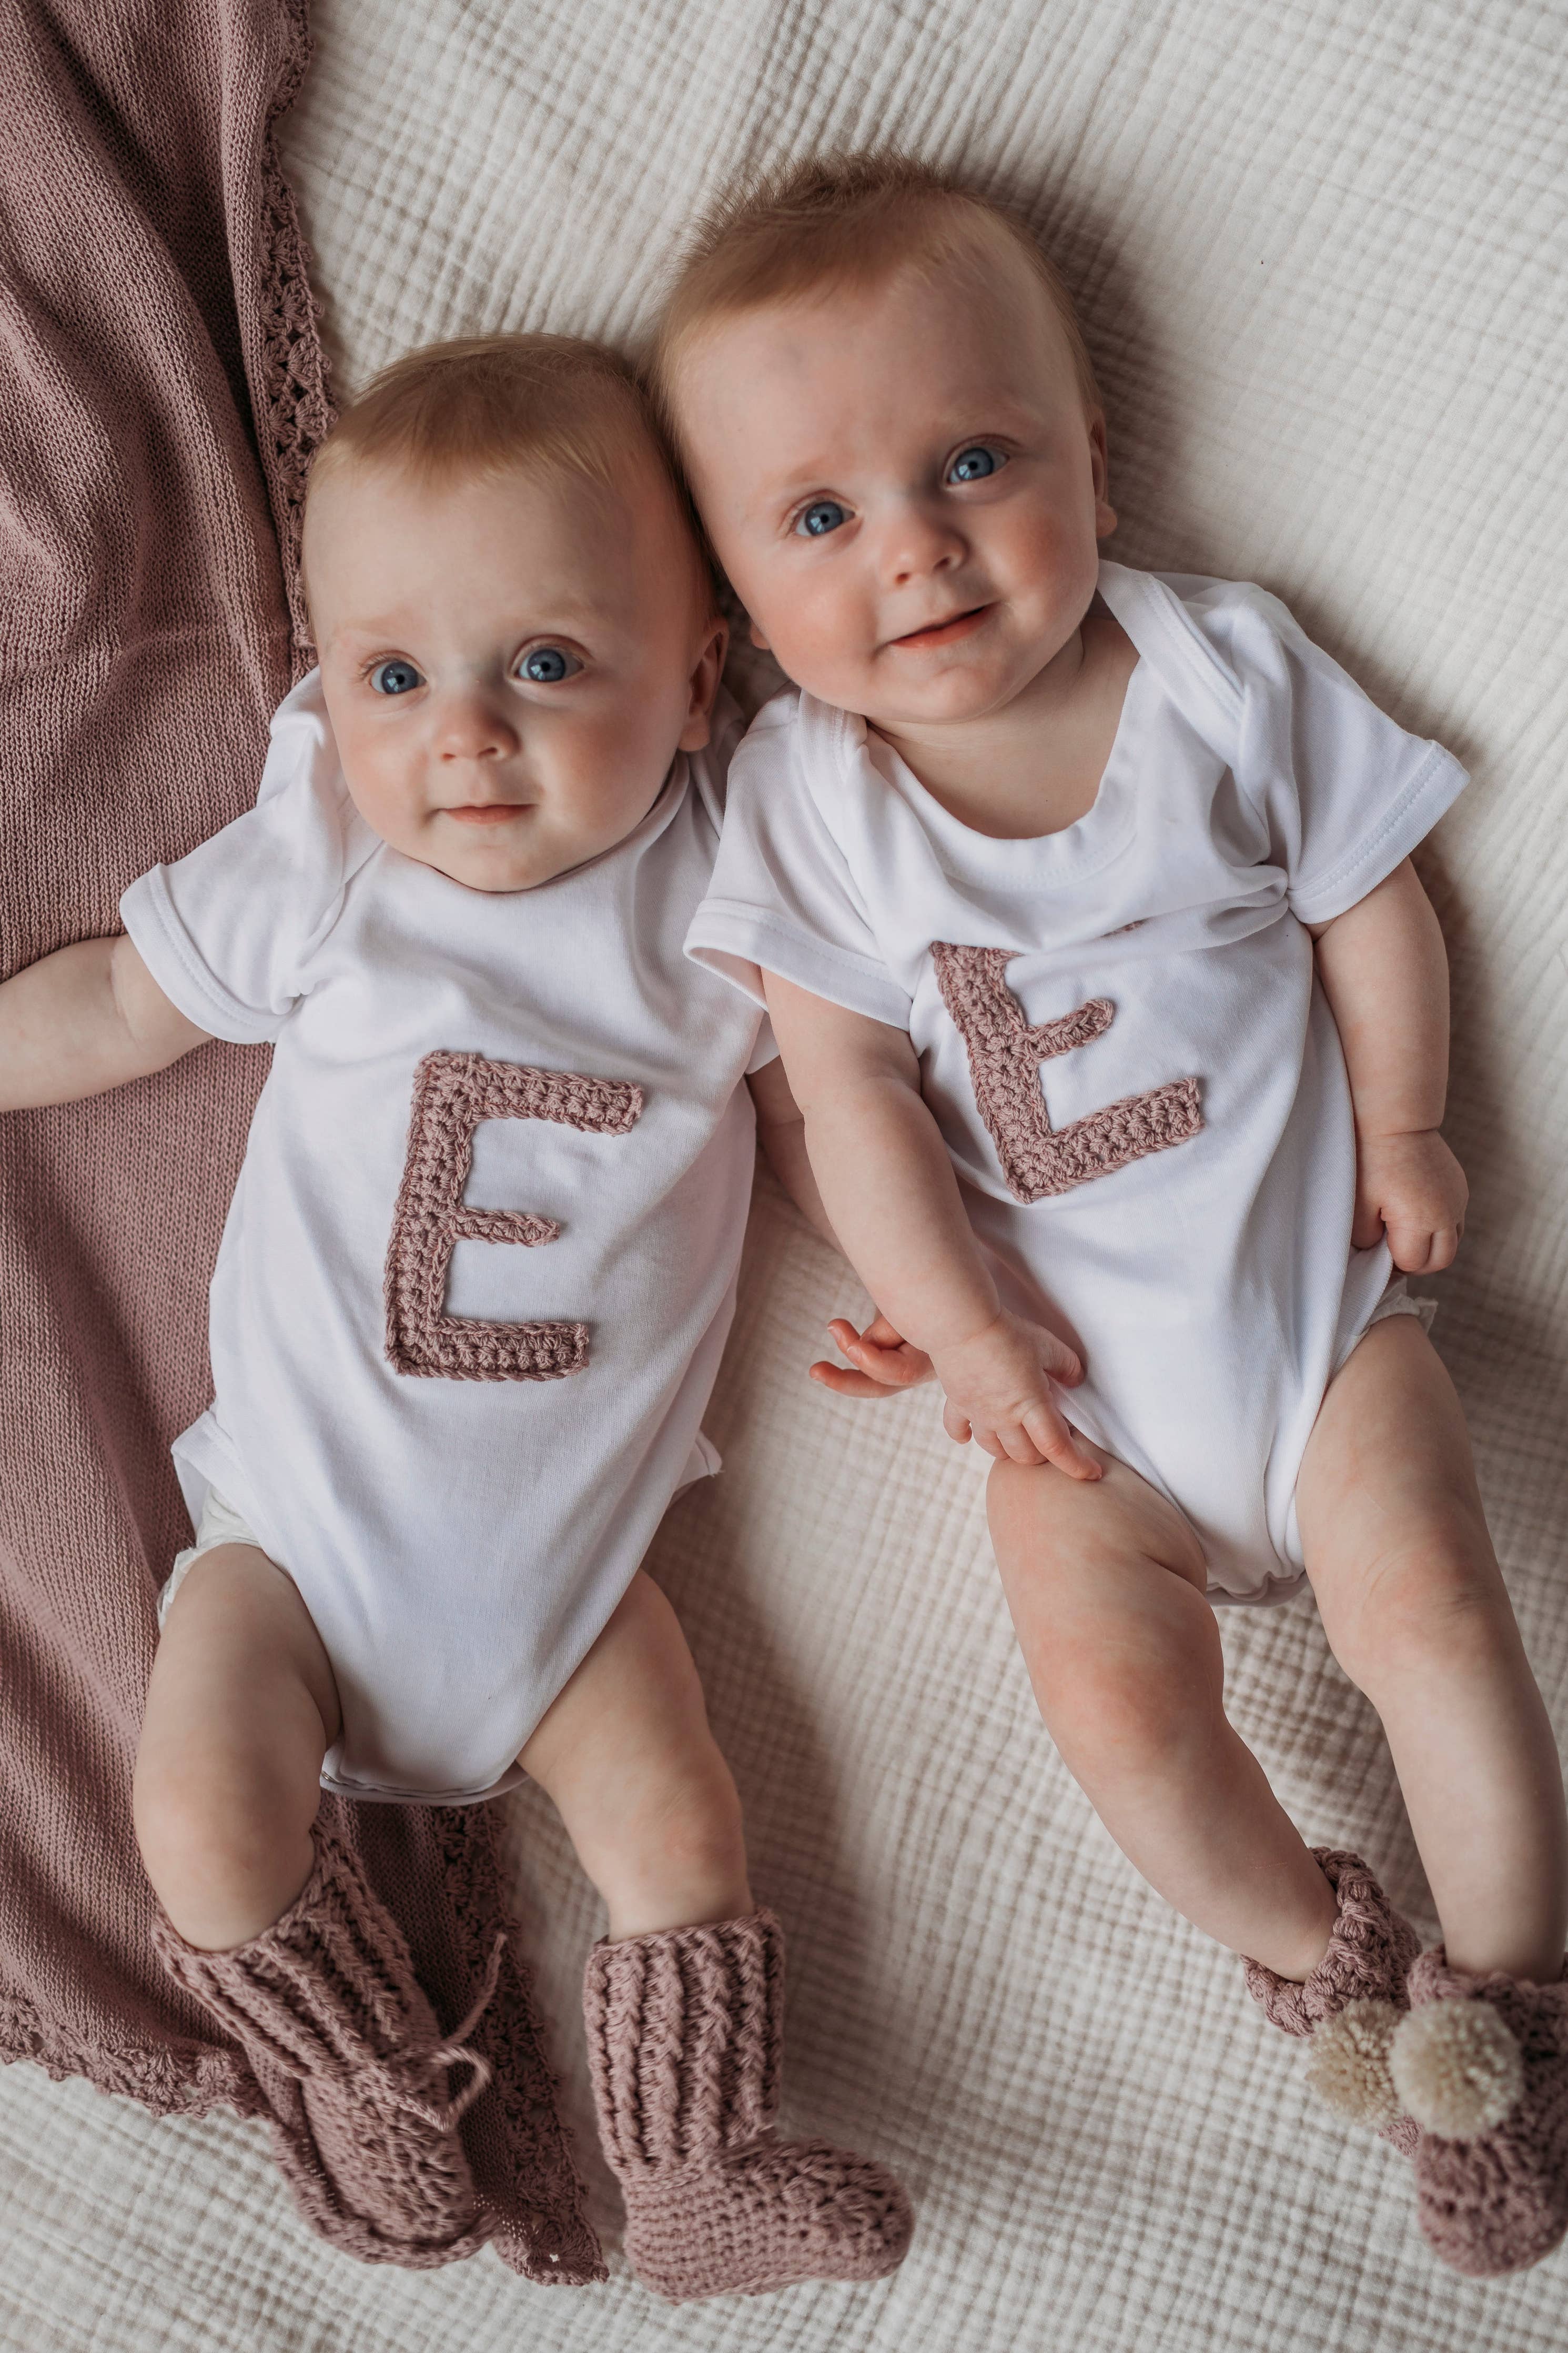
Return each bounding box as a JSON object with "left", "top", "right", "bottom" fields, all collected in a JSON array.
[{"left": 0, "top": 0, "right": 599, "bottom": 2281}]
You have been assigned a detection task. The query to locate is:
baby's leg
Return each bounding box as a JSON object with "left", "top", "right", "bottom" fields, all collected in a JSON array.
[
  {"left": 521, "top": 1571, "right": 912, "bottom": 2301},
  {"left": 989, "top": 1455, "right": 1339, "bottom": 1979},
  {"left": 1297, "top": 1315, "right": 1568, "bottom": 1982},
  {"left": 134, "top": 1543, "right": 340, "bottom": 1949},
  {"left": 138, "top": 1548, "right": 490, "bottom": 2264},
  {"left": 519, "top": 1570, "right": 750, "bottom": 1937}
]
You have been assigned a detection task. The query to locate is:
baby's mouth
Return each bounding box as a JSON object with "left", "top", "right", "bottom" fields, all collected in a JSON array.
[
  {"left": 888, "top": 602, "right": 995, "bottom": 651},
  {"left": 441, "top": 803, "right": 530, "bottom": 827}
]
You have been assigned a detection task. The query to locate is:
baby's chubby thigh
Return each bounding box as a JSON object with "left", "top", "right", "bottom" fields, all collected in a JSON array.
[
  {"left": 517, "top": 1570, "right": 752, "bottom": 1941},
  {"left": 986, "top": 1446, "right": 1222, "bottom": 1791},
  {"left": 134, "top": 1543, "right": 342, "bottom": 1949}
]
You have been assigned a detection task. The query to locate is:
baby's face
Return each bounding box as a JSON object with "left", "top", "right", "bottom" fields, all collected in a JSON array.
[
  {"left": 303, "top": 453, "right": 721, "bottom": 893},
  {"left": 671, "top": 239, "right": 1114, "bottom": 732}
]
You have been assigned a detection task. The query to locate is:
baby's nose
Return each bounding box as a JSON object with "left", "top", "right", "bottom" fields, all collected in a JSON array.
[
  {"left": 880, "top": 503, "right": 966, "bottom": 585},
  {"left": 436, "top": 691, "right": 519, "bottom": 760}
]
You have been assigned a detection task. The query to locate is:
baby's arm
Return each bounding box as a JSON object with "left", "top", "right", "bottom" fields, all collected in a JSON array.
[
  {"left": 1311, "top": 857, "right": 1466, "bottom": 1272},
  {"left": 0, "top": 937, "right": 211, "bottom": 1111},
  {"left": 748, "top": 1055, "right": 931, "bottom": 1397},
  {"left": 762, "top": 973, "right": 1098, "bottom": 1474}
]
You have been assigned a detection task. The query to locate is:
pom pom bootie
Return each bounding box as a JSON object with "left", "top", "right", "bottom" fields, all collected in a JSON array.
[
  {"left": 153, "top": 1828, "right": 497, "bottom": 2267},
  {"left": 1242, "top": 1848, "right": 1422, "bottom": 2151},
  {"left": 584, "top": 1908, "right": 913, "bottom": 2300},
  {"left": 1391, "top": 1946, "right": 1568, "bottom": 2275}
]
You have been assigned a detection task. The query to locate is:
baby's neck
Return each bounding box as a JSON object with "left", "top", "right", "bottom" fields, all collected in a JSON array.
[{"left": 871, "top": 606, "right": 1138, "bottom": 841}]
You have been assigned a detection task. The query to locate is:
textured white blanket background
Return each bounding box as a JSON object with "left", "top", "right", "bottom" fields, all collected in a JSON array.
[{"left": 4, "top": 3, "right": 1567, "bottom": 2347}]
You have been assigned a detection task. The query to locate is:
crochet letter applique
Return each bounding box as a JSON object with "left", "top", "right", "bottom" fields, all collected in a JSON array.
[
  {"left": 932, "top": 943, "right": 1201, "bottom": 1203},
  {"left": 385, "top": 1049, "right": 643, "bottom": 1380}
]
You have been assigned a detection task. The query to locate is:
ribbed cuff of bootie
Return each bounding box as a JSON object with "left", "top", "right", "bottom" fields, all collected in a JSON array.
[
  {"left": 151, "top": 1830, "right": 449, "bottom": 2088},
  {"left": 1392, "top": 1945, "right": 1568, "bottom": 2276},
  {"left": 1242, "top": 1848, "right": 1421, "bottom": 2144},
  {"left": 584, "top": 1909, "right": 784, "bottom": 2175}
]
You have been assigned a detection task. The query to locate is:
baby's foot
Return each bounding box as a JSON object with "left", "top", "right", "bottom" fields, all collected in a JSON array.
[
  {"left": 1390, "top": 1947, "right": 1568, "bottom": 2275},
  {"left": 1242, "top": 1847, "right": 1421, "bottom": 2151}
]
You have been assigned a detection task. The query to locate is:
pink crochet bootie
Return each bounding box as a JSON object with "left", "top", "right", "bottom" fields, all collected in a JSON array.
[
  {"left": 1243, "top": 1848, "right": 1422, "bottom": 2153},
  {"left": 1389, "top": 1946, "right": 1568, "bottom": 2275},
  {"left": 583, "top": 1908, "right": 913, "bottom": 2301},
  {"left": 153, "top": 1828, "right": 498, "bottom": 2267}
]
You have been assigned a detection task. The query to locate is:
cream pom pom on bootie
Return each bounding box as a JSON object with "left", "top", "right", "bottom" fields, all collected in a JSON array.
[
  {"left": 1386, "top": 1946, "right": 1568, "bottom": 2276},
  {"left": 1242, "top": 1847, "right": 1422, "bottom": 2152}
]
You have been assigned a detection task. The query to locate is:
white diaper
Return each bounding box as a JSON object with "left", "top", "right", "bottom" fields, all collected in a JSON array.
[
  {"left": 1360, "top": 1274, "right": 1437, "bottom": 1343},
  {"left": 157, "top": 1486, "right": 269, "bottom": 1631}
]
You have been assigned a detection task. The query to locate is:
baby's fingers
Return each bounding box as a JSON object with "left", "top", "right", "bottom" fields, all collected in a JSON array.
[
  {"left": 1037, "top": 1330, "right": 1085, "bottom": 1389},
  {"left": 809, "top": 1360, "right": 903, "bottom": 1397},
  {"left": 830, "top": 1316, "right": 929, "bottom": 1386},
  {"left": 942, "top": 1399, "right": 974, "bottom": 1447},
  {"left": 1389, "top": 1223, "right": 1460, "bottom": 1276},
  {"left": 1021, "top": 1405, "right": 1101, "bottom": 1482},
  {"left": 1384, "top": 1206, "right": 1460, "bottom": 1275}
]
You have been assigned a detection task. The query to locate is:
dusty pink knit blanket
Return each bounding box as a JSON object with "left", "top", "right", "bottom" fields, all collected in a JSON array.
[{"left": 0, "top": 0, "right": 598, "bottom": 2279}]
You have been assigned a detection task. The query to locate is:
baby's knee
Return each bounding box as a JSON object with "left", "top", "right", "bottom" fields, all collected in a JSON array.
[
  {"left": 1331, "top": 1538, "right": 1516, "bottom": 1694},
  {"left": 1033, "top": 1595, "right": 1223, "bottom": 1783},
  {"left": 133, "top": 1736, "right": 317, "bottom": 1938}
]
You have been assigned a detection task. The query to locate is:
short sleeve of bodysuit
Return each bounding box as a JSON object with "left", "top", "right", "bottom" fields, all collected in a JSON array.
[
  {"left": 1198, "top": 582, "right": 1468, "bottom": 926},
  {"left": 120, "top": 671, "right": 377, "bottom": 1042},
  {"left": 686, "top": 691, "right": 911, "bottom": 1030}
]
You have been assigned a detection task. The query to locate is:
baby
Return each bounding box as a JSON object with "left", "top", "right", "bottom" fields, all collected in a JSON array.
[
  {"left": 0, "top": 333, "right": 911, "bottom": 2300},
  {"left": 659, "top": 153, "right": 1568, "bottom": 2277}
]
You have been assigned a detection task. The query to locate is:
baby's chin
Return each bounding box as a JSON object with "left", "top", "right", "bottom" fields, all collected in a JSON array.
[
  {"left": 402, "top": 821, "right": 645, "bottom": 896},
  {"left": 858, "top": 657, "right": 1044, "bottom": 734},
  {"left": 396, "top": 831, "right": 573, "bottom": 896}
]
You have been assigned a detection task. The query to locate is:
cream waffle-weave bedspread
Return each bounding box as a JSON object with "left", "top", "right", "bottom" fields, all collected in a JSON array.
[{"left": 3, "top": 2, "right": 1566, "bottom": 2346}]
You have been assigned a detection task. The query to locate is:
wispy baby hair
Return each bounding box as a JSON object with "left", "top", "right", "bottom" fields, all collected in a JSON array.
[
  {"left": 652, "top": 150, "right": 1099, "bottom": 418},
  {"left": 318, "top": 331, "right": 669, "bottom": 488},
  {"left": 310, "top": 329, "right": 713, "bottom": 601}
]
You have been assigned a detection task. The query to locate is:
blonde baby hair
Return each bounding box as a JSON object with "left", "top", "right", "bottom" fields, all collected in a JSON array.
[
  {"left": 308, "top": 330, "right": 715, "bottom": 608},
  {"left": 652, "top": 150, "right": 1099, "bottom": 423}
]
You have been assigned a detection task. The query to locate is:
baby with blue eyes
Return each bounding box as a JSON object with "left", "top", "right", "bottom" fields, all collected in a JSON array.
[
  {"left": 667, "top": 152, "right": 1568, "bottom": 2275},
  {"left": 0, "top": 331, "right": 912, "bottom": 2297}
]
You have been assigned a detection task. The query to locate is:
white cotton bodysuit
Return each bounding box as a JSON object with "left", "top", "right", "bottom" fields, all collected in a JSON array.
[
  {"left": 686, "top": 564, "right": 1468, "bottom": 1605},
  {"left": 122, "top": 676, "right": 767, "bottom": 1804}
]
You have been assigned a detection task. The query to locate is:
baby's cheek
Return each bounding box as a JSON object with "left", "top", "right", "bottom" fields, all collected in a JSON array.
[
  {"left": 769, "top": 575, "right": 875, "bottom": 700},
  {"left": 338, "top": 737, "right": 422, "bottom": 850}
]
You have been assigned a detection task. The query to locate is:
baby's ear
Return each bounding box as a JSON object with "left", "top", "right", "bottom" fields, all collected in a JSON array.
[
  {"left": 678, "top": 616, "right": 729, "bottom": 751},
  {"left": 1088, "top": 409, "right": 1116, "bottom": 540}
]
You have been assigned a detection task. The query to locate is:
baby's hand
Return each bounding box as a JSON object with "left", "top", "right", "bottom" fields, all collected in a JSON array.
[
  {"left": 1354, "top": 1127, "right": 1468, "bottom": 1273},
  {"left": 810, "top": 1313, "right": 934, "bottom": 1398},
  {"left": 929, "top": 1309, "right": 1100, "bottom": 1477}
]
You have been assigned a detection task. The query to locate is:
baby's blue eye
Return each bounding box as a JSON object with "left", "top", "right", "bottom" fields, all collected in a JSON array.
[
  {"left": 948, "top": 446, "right": 1004, "bottom": 484},
  {"left": 370, "top": 659, "right": 422, "bottom": 696},
  {"left": 796, "top": 499, "right": 848, "bottom": 538},
  {"left": 520, "top": 646, "right": 580, "bottom": 683}
]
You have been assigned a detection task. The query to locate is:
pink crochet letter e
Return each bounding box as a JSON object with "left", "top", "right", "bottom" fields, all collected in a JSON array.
[
  {"left": 932, "top": 943, "right": 1201, "bottom": 1202},
  {"left": 385, "top": 1050, "right": 643, "bottom": 1381}
]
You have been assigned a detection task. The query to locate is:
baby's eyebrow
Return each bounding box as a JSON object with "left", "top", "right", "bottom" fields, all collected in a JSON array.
[{"left": 742, "top": 465, "right": 849, "bottom": 517}]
